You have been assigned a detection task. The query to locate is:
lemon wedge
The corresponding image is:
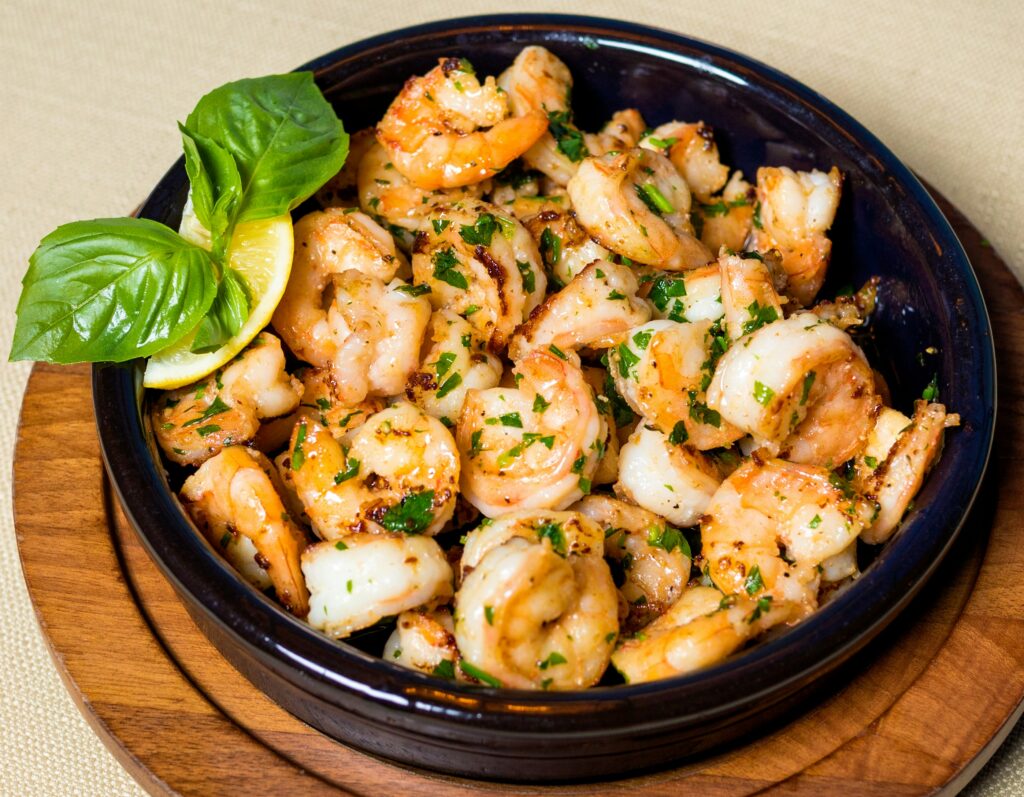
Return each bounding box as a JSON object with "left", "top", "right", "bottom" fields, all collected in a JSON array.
[{"left": 143, "top": 201, "right": 294, "bottom": 389}]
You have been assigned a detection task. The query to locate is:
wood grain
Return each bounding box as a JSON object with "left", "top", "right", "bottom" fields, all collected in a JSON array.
[{"left": 13, "top": 193, "right": 1021, "bottom": 796}]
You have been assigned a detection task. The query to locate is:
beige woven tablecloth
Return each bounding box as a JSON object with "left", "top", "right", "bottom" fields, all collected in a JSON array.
[{"left": 1, "top": 1, "right": 1021, "bottom": 793}]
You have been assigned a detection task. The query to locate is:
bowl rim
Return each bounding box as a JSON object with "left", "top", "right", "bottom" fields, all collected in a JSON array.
[{"left": 94, "top": 13, "right": 996, "bottom": 729}]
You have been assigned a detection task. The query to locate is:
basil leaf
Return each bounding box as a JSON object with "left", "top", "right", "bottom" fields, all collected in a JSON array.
[
  {"left": 178, "top": 122, "right": 241, "bottom": 257},
  {"left": 185, "top": 72, "right": 349, "bottom": 223},
  {"left": 11, "top": 218, "right": 216, "bottom": 363},
  {"left": 190, "top": 266, "right": 251, "bottom": 353}
]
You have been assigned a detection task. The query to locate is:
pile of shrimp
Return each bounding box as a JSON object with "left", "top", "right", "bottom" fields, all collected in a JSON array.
[{"left": 150, "top": 47, "right": 958, "bottom": 689}]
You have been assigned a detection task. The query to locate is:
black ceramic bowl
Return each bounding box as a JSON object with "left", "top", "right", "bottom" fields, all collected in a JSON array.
[{"left": 94, "top": 14, "right": 995, "bottom": 782}]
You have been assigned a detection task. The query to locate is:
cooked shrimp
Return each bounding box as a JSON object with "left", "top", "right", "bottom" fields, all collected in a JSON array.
[
  {"left": 302, "top": 533, "right": 453, "bottom": 638},
  {"left": 519, "top": 203, "right": 612, "bottom": 286},
  {"left": 377, "top": 57, "right": 548, "bottom": 190},
  {"left": 317, "top": 127, "right": 377, "bottom": 208},
  {"left": 405, "top": 309, "right": 503, "bottom": 424},
  {"left": 455, "top": 514, "right": 618, "bottom": 689},
  {"left": 569, "top": 148, "right": 712, "bottom": 270},
  {"left": 181, "top": 446, "right": 310, "bottom": 616},
  {"left": 586, "top": 109, "right": 647, "bottom": 155},
  {"left": 286, "top": 404, "right": 460, "bottom": 539},
  {"left": 640, "top": 121, "right": 729, "bottom": 203},
  {"left": 412, "top": 199, "right": 545, "bottom": 351},
  {"left": 382, "top": 607, "right": 460, "bottom": 677},
  {"left": 508, "top": 260, "right": 651, "bottom": 361},
  {"left": 357, "top": 140, "right": 484, "bottom": 237},
  {"left": 582, "top": 366, "right": 621, "bottom": 486},
  {"left": 854, "top": 400, "right": 956, "bottom": 544},
  {"left": 707, "top": 312, "right": 880, "bottom": 466},
  {"left": 750, "top": 166, "right": 842, "bottom": 305},
  {"left": 460, "top": 508, "right": 605, "bottom": 573},
  {"left": 702, "top": 458, "right": 876, "bottom": 615},
  {"left": 719, "top": 250, "right": 785, "bottom": 341},
  {"left": 608, "top": 319, "right": 743, "bottom": 450},
  {"left": 644, "top": 265, "right": 724, "bottom": 324},
  {"left": 497, "top": 46, "right": 591, "bottom": 187},
  {"left": 611, "top": 586, "right": 796, "bottom": 683},
  {"left": 457, "top": 350, "right": 606, "bottom": 516},
  {"left": 696, "top": 171, "right": 756, "bottom": 254},
  {"left": 615, "top": 424, "right": 723, "bottom": 527},
  {"left": 152, "top": 333, "right": 301, "bottom": 466},
  {"left": 271, "top": 208, "right": 430, "bottom": 401},
  {"left": 574, "top": 495, "right": 691, "bottom": 631}
]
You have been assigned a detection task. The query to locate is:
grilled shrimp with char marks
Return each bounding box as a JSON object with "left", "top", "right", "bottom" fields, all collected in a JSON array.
[
  {"left": 287, "top": 403, "right": 460, "bottom": 540},
  {"left": 707, "top": 311, "right": 880, "bottom": 466},
  {"left": 153, "top": 332, "right": 301, "bottom": 466},
  {"left": 457, "top": 350, "right": 606, "bottom": 516},
  {"left": 702, "top": 458, "right": 875, "bottom": 616},
  {"left": 612, "top": 586, "right": 796, "bottom": 683},
  {"left": 181, "top": 446, "right": 310, "bottom": 616},
  {"left": 377, "top": 57, "right": 548, "bottom": 190},
  {"left": 413, "top": 200, "right": 546, "bottom": 352},
  {"left": 568, "top": 148, "right": 712, "bottom": 270},
  {"left": 455, "top": 510, "right": 618, "bottom": 689},
  {"left": 573, "top": 495, "right": 691, "bottom": 631}
]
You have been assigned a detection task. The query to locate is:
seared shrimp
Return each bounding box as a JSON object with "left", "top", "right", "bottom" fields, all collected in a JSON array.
[
  {"left": 153, "top": 333, "right": 301, "bottom": 466},
  {"left": 707, "top": 312, "right": 880, "bottom": 466},
  {"left": 719, "top": 250, "right": 785, "bottom": 341},
  {"left": 377, "top": 57, "right": 547, "bottom": 190},
  {"left": 520, "top": 203, "right": 612, "bottom": 286},
  {"left": 455, "top": 512, "right": 618, "bottom": 689},
  {"left": 181, "top": 446, "right": 310, "bottom": 616},
  {"left": 508, "top": 260, "right": 651, "bottom": 361},
  {"left": 357, "top": 141, "right": 484, "bottom": 237},
  {"left": 574, "top": 495, "right": 691, "bottom": 630},
  {"left": 412, "top": 200, "right": 545, "bottom": 351},
  {"left": 457, "top": 350, "right": 606, "bottom": 516},
  {"left": 383, "top": 607, "right": 461, "bottom": 677},
  {"left": 611, "top": 586, "right": 796, "bottom": 683},
  {"left": 498, "top": 46, "right": 589, "bottom": 186},
  {"left": 287, "top": 403, "right": 460, "bottom": 539},
  {"left": 854, "top": 400, "right": 956, "bottom": 543},
  {"left": 640, "top": 121, "right": 729, "bottom": 203},
  {"left": 645, "top": 265, "right": 724, "bottom": 325},
  {"left": 702, "top": 458, "right": 876, "bottom": 615},
  {"left": 615, "top": 425, "right": 723, "bottom": 527},
  {"left": 405, "top": 309, "right": 504, "bottom": 425},
  {"left": 302, "top": 533, "right": 453, "bottom": 638},
  {"left": 568, "top": 148, "right": 712, "bottom": 270},
  {"left": 750, "top": 166, "right": 842, "bottom": 305},
  {"left": 608, "top": 319, "right": 742, "bottom": 450},
  {"left": 696, "top": 171, "right": 756, "bottom": 254},
  {"left": 586, "top": 109, "right": 647, "bottom": 155}
]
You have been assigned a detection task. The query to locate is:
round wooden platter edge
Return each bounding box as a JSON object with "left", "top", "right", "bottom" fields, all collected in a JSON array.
[{"left": 13, "top": 193, "right": 1024, "bottom": 796}]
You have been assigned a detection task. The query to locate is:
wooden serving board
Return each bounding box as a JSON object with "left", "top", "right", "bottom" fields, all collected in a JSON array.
[{"left": 13, "top": 192, "right": 1023, "bottom": 796}]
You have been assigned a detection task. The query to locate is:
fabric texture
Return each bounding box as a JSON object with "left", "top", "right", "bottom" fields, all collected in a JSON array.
[{"left": 0, "top": 1, "right": 1020, "bottom": 793}]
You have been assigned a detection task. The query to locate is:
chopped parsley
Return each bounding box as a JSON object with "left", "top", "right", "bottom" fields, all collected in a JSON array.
[
  {"left": 435, "top": 351, "right": 457, "bottom": 379},
  {"left": 334, "top": 540, "right": 348, "bottom": 550},
  {"left": 432, "top": 660, "right": 455, "bottom": 679},
  {"left": 688, "top": 392, "right": 722, "bottom": 428},
  {"left": 484, "top": 605, "right": 495, "bottom": 625},
  {"left": 459, "top": 212, "right": 498, "bottom": 246},
  {"left": 668, "top": 421, "right": 689, "bottom": 445},
  {"left": 496, "top": 433, "right": 556, "bottom": 468},
  {"left": 539, "top": 227, "right": 562, "bottom": 266},
  {"left": 636, "top": 182, "right": 675, "bottom": 214},
  {"left": 516, "top": 260, "right": 536, "bottom": 293},
  {"left": 184, "top": 397, "right": 231, "bottom": 428},
  {"left": 432, "top": 247, "right": 467, "bottom": 290},
  {"left": 431, "top": 218, "right": 450, "bottom": 234},
  {"left": 460, "top": 660, "right": 502, "bottom": 687},
  {"left": 633, "top": 329, "right": 652, "bottom": 349},
  {"left": 536, "top": 521, "right": 567, "bottom": 555},
  {"left": 922, "top": 373, "right": 939, "bottom": 401},
  {"left": 291, "top": 422, "right": 307, "bottom": 470},
  {"left": 546, "top": 109, "right": 589, "bottom": 162},
  {"left": 396, "top": 283, "right": 431, "bottom": 296},
  {"left": 647, "top": 525, "right": 690, "bottom": 556},
  {"left": 538, "top": 651, "right": 567, "bottom": 670},
  {"left": 741, "top": 300, "right": 779, "bottom": 336},
  {"left": 498, "top": 412, "right": 523, "bottom": 428},
  {"left": 378, "top": 490, "right": 435, "bottom": 534},
  {"left": 753, "top": 381, "right": 776, "bottom": 406},
  {"left": 800, "top": 371, "right": 817, "bottom": 405},
  {"left": 616, "top": 342, "right": 641, "bottom": 379},
  {"left": 744, "top": 565, "right": 764, "bottom": 595},
  {"left": 334, "top": 455, "right": 360, "bottom": 484},
  {"left": 809, "top": 514, "right": 822, "bottom": 529},
  {"left": 532, "top": 394, "right": 550, "bottom": 413},
  {"left": 548, "top": 343, "right": 568, "bottom": 360}
]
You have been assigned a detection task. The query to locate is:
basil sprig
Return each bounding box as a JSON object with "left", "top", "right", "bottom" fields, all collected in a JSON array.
[{"left": 11, "top": 72, "right": 349, "bottom": 364}]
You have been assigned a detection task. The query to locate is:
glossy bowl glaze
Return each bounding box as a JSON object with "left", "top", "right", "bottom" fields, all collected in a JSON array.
[{"left": 93, "top": 14, "right": 995, "bottom": 782}]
